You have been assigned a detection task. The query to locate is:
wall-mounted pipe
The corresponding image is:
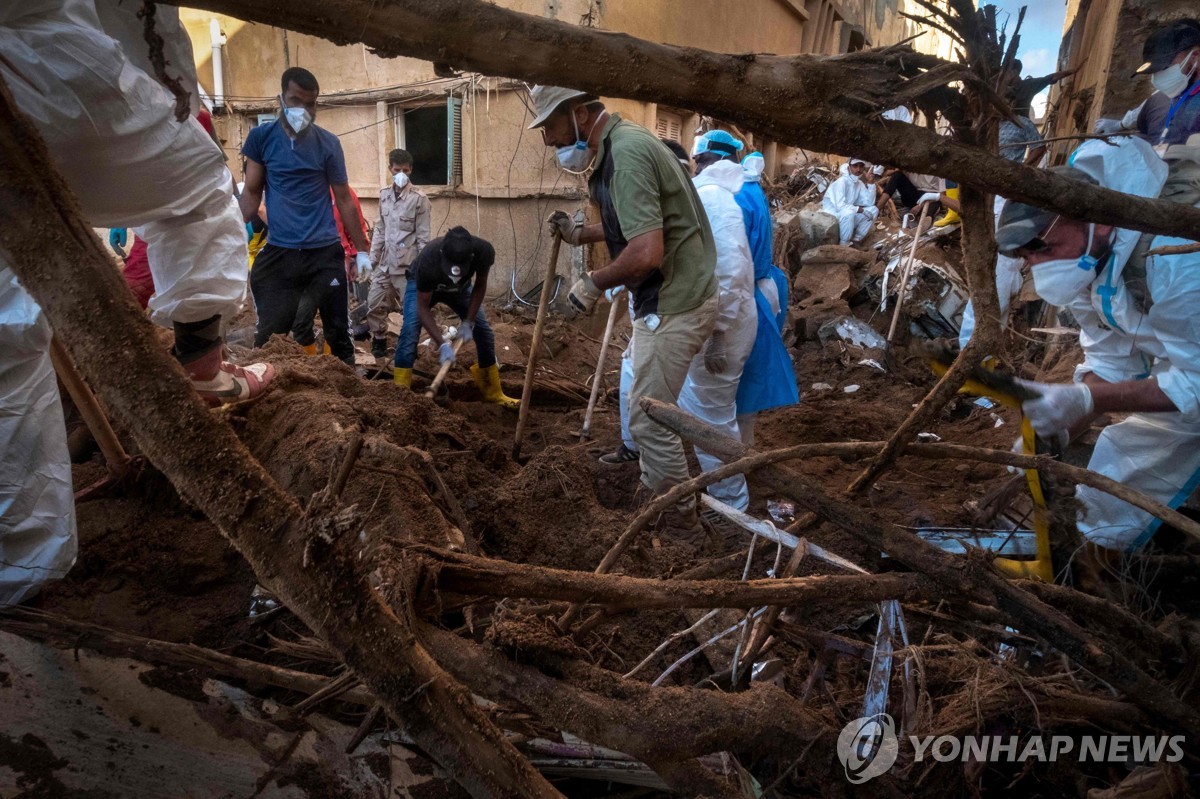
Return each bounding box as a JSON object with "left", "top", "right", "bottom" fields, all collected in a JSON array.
[{"left": 210, "top": 18, "right": 227, "bottom": 109}]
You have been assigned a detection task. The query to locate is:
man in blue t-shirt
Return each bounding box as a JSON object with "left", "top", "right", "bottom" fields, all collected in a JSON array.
[{"left": 239, "top": 67, "right": 371, "bottom": 365}]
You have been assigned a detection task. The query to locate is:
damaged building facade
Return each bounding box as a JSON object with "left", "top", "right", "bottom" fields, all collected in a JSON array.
[
  {"left": 181, "top": 0, "right": 955, "bottom": 295},
  {"left": 1044, "top": 0, "right": 1198, "bottom": 156}
]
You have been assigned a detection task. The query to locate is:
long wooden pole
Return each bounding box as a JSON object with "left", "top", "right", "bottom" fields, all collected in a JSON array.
[
  {"left": 49, "top": 336, "right": 130, "bottom": 479},
  {"left": 885, "top": 202, "right": 929, "bottom": 343},
  {"left": 512, "top": 233, "right": 562, "bottom": 460},
  {"left": 579, "top": 294, "right": 622, "bottom": 441}
]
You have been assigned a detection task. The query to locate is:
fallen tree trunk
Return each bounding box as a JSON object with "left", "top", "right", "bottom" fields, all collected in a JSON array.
[
  {"left": 418, "top": 545, "right": 935, "bottom": 608},
  {"left": 166, "top": 0, "right": 1200, "bottom": 241},
  {"left": 0, "top": 77, "right": 560, "bottom": 799},
  {"left": 641, "top": 398, "right": 1200, "bottom": 740}
]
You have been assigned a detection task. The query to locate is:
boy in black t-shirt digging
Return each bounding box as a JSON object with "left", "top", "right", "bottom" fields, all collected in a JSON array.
[{"left": 394, "top": 226, "right": 519, "bottom": 408}]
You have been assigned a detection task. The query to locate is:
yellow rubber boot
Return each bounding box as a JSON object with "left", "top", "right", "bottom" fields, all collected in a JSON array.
[
  {"left": 393, "top": 367, "right": 413, "bottom": 388},
  {"left": 471, "top": 363, "right": 520, "bottom": 409},
  {"left": 302, "top": 342, "right": 332, "bottom": 355},
  {"left": 933, "top": 187, "right": 960, "bottom": 227}
]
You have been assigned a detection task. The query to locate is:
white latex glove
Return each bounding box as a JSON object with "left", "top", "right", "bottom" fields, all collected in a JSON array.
[
  {"left": 604, "top": 285, "right": 624, "bottom": 302},
  {"left": 917, "top": 192, "right": 941, "bottom": 206},
  {"left": 438, "top": 341, "right": 456, "bottom": 365},
  {"left": 703, "top": 330, "right": 728, "bottom": 374},
  {"left": 456, "top": 320, "right": 474, "bottom": 344},
  {"left": 355, "top": 252, "right": 373, "bottom": 282},
  {"left": 547, "top": 210, "right": 582, "bottom": 245},
  {"left": 1015, "top": 378, "right": 1094, "bottom": 448},
  {"left": 567, "top": 273, "right": 601, "bottom": 316}
]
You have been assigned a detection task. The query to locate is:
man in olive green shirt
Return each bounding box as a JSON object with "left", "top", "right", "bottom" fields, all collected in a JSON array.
[{"left": 530, "top": 85, "right": 718, "bottom": 538}]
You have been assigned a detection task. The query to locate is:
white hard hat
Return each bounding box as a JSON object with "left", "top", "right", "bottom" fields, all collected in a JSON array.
[{"left": 528, "top": 85, "right": 590, "bottom": 129}]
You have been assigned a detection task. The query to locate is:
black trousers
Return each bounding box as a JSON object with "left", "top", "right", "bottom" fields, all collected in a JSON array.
[
  {"left": 882, "top": 171, "right": 926, "bottom": 208},
  {"left": 250, "top": 242, "right": 353, "bottom": 364}
]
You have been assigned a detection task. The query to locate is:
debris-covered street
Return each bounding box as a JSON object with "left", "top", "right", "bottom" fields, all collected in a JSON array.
[{"left": 3, "top": 1, "right": 1200, "bottom": 797}]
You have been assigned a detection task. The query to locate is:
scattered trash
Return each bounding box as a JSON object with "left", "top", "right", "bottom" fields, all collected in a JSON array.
[
  {"left": 973, "top": 396, "right": 997, "bottom": 409},
  {"left": 916, "top": 432, "right": 941, "bottom": 442},
  {"left": 843, "top": 384, "right": 860, "bottom": 393},
  {"left": 248, "top": 584, "right": 280, "bottom": 618},
  {"left": 810, "top": 382, "right": 834, "bottom": 392},
  {"left": 817, "top": 316, "right": 888, "bottom": 351},
  {"left": 913, "top": 527, "right": 1039, "bottom": 557},
  {"left": 857, "top": 358, "right": 886, "bottom": 372},
  {"left": 751, "top": 659, "right": 786, "bottom": 688},
  {"left": 992, "top": 414, "right": 1005, "bottom": 428},
  {"left": 767, "top": 499, "right": 795, "bottom": 524}
]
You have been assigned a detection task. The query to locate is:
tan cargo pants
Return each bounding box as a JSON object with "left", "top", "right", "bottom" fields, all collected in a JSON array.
[
  {"left": 628, "top": 293, "right": 717, "bottom": 507},
  {"left": 367, "top": 268, "right": 406, "bottom": 339}
]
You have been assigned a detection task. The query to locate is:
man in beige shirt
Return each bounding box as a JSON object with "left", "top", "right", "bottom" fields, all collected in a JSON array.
[{"left": 366, "top": 148, "right": 432, "bottom": 359}]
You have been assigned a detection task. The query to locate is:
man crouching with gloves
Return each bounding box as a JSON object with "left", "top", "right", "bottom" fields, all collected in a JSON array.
[
  {"left": 999, "top": 135, "right": 1200, "bottom": 552},
  {"left": 531, "top": 84, "right": 717, "bottom": 541}
]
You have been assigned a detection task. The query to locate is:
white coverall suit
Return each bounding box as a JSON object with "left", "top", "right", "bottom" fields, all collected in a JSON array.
[
  {"left": 678, "top": 161, "right": 758, "bottom": 511},
  {"left": 0, "top": 1, "right": 248, "bottom": 605},
  {"left": 1037, "top": 137, "right": 1200, "bottom": 551},
  {"left": 822, "top": 171, "right": 879, "bottom": 245}
]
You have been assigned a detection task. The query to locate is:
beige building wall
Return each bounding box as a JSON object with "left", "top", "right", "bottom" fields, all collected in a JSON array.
[{"left": 180, "top": 0, "right": 952, "bottom": 296}]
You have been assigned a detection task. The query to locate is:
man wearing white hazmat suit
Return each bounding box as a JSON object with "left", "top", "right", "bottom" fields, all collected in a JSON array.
[
  {"left": 999, "top": 135, "right": 1200, "bottom": 552},
  {"left": 679, "top": 131, "right": 758, "bottom": 512},
  {"left": 822, "top": 158, "right": 879, "bottom": 246},
  {"left": 0, "top": 0, "right": 274, "bottom": 605}
]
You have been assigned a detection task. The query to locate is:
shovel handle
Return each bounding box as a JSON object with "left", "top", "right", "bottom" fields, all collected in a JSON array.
[
  {"left": 579, "top": 296, "right": 623, "bottom": 440},
  {"left": 425, "top": 337, "right": 465, "bottom": 399}
]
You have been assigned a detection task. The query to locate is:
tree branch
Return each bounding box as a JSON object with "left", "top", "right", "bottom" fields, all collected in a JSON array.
[{"left": 166, "top": 0, "right": 1200, "bottom": 241}]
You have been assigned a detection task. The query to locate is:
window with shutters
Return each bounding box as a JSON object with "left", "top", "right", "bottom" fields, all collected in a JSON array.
[
  {"left": 654, "top": 111, "right": 683, "bottom": 143},
  {"left": 389, "top": 97, "right": 462, "bottom": 187}
]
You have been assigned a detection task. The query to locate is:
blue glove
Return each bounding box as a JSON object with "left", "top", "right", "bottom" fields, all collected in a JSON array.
[
  {"left": 109, "top": 228, "right": 127, "bottom": 249},
  {"left": 457, "top": 320, "right": 474, "bottom": 344},
  {"left": 439, "top": 341, "right": 456, "bottom": 366},
  {"left": 245, "top": 222, "right": 254, "bottom": 241}
]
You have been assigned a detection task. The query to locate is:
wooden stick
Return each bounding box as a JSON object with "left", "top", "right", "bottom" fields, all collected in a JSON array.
[
  {"left": 424, "top": 337, "right": 465, "bottom": 399},
  {"left": 345, "top": 703, "right": 385, "bottom": 754},
  {"left": 49, "top": 335, "right": 130, "bottom": 479},
  {"left": 886, "top": 202, "right": 929, "bottom": 343},
  {"left": 0, "top": 607, "right": 376, "bottom": 706},
  {"left": 579, "top": 296, "right": 622, "bottom": 441},
  {"left": 513, "top": 233, "right": 563, "bottom": 460},
  {"left": 1147, "top": 241, "right": 1200, "bottom": 257}
]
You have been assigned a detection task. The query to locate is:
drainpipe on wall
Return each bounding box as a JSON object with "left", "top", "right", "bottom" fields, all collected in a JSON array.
[{"left": 210, "top": 19, "right": 226, "bottom": 110}]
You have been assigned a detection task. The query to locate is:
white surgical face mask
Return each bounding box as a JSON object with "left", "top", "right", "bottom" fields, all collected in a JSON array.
[
  {"left": 1151, "top": 51, "right": 1198, "bottom": 99},
  {"left": 555, "top": 111, "right": 596, "bottom": 174},
  {"left": 393, "top": 172, "right": 410, "bottom": 190},
  {"left": 1031, "top": 224, "right": 1104, "bottom": 306},
  {"left": 281, "top": 96, "right": 313, "bottom": 134}
]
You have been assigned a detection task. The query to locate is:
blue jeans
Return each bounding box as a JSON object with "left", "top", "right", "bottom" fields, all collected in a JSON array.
[{"left": 394, "top": 281, "right": 498, "bottom": 369}]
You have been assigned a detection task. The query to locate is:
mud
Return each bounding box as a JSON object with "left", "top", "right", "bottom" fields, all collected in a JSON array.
[{"left": 26, "top": 241, "right": 1189, "bottom": 798}]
